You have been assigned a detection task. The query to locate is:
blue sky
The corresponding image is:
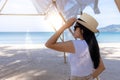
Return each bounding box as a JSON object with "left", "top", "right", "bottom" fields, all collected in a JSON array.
[
  {"left": 84, "top": 0, "right": 120, "bottom": 28},
  {"left": 0, "top": 0, "right": 120, "bottom": 32}
]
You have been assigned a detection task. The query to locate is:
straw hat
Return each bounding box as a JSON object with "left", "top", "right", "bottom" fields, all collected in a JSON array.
[{"left": 77, "top": 13, "right": 99, "bottom": 33}]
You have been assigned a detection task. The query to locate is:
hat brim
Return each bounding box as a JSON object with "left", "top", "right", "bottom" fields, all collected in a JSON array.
[{"left": 77, "top": 20, "right": 99, "bottom": 33}]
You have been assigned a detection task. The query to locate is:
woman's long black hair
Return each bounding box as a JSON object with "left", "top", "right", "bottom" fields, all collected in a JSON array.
[{"left": 74, "top": 19, "right": 100, "bottom": 69}]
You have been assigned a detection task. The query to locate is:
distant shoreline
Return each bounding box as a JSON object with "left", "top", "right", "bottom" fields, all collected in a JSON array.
[
  {"left": 0, "top": 32, "right": 120, "bottom": 44},
  {"left": 98, "top": 24, "right": 120, "bottom": 32}
]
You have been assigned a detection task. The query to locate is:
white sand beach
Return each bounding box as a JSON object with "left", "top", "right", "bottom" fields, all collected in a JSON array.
[{"left": 0, "top": 43, "right": 120, "bottom": 80}]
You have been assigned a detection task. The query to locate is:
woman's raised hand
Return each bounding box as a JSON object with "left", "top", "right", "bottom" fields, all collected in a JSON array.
[{"left": 64, "top": 17, "right": 77, "bottom": 29}]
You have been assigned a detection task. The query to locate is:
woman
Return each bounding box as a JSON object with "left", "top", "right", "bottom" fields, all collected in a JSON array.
[{"left": 45, "top": 13, "right": 105, "bottom": 80}]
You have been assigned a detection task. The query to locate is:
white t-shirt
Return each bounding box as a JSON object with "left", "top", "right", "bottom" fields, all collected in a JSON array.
[{"left": 68, "top": 40, "right": 94, "bottom": 77}]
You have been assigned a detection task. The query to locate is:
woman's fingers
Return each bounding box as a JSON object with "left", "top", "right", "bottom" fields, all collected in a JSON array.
[{"left": 65, "top": 18, "right": 77, "bottom": 28}]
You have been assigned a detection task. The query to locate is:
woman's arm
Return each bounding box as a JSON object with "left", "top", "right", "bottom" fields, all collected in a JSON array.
[
  {"left": 45, "top": 18, "right": 76, "bottom": 53},
  {"left": 92, "top": 58, "right": 105, "bottom": 79}
]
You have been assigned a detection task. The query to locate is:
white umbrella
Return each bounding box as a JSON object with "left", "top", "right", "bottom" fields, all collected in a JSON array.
[{"left": 32, "top": 0, "right": 100, "bottom": 20}]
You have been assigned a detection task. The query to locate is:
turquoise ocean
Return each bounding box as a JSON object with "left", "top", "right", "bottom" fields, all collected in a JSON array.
[{"left": 0, "top": 32, "right": 120, "bottom": 44}]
